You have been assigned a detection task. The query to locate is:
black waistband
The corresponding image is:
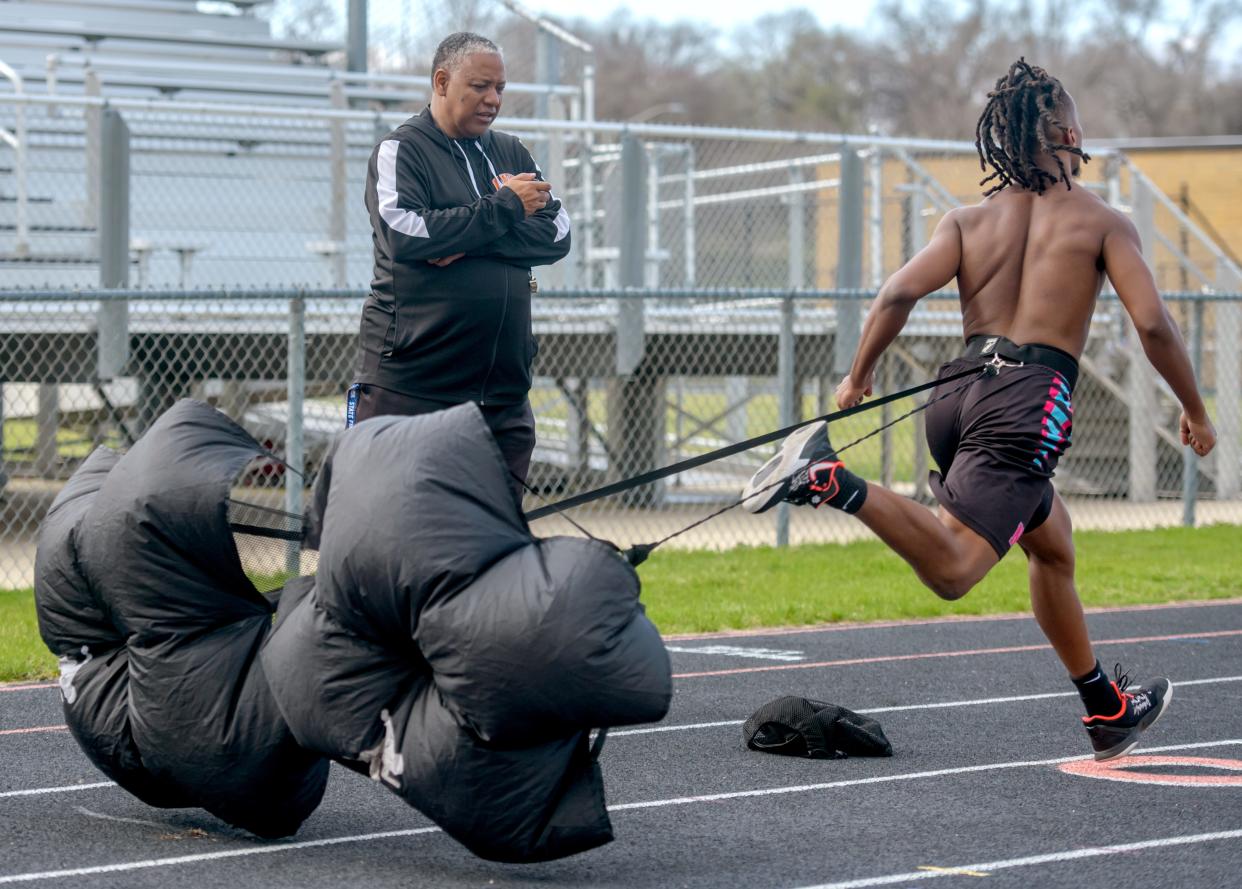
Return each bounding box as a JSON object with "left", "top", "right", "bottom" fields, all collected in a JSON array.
[{"left": 963, "top": 334, "right": 1079, "bottom": 390}]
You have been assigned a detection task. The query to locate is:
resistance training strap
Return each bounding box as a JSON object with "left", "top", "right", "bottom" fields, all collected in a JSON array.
[
  {"left": 619, "top": 367, "right": 987, "bottom": 565},
  {"left": 524, "top": 365, "right": 986, "bottom": 523}
]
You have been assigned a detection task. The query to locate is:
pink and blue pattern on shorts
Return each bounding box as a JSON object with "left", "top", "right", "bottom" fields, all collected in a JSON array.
[{"left": 1035, "top": 373, "right": 1073, "bottom": 471}]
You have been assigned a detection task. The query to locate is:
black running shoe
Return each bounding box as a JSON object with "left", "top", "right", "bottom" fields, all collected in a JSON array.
[
  {"left": 1082, "top": 665, "right": 1172, "bottom": 761},
  {"left": 742, "top": 421, "right": 845, "bottom": 514}
]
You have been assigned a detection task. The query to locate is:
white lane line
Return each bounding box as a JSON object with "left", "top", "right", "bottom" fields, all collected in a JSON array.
[
  {"left": 0, "top": 783, "right": 115, "bottom": 799},
  {"left": 666, "top": 645, "right": 806, "bottom": 662},
  {"left": 787, "top": 827, "right": 1242, "bottom": 889},
  {"left": 1, "top": 739, "right": 1239, "bottom": 884},
  {"left": 662, "top": 596, "right": 1242, "bottom": 642},
  {"left": 74, "top": 807, "right": 168, "bottom": 829},
  {"left": 607, "top": 738, "right": 1242, "bottom": 812},
  {"left": 610, "top": 674, "right": 1242, "bottom": 738},
  {"left": 0, "top": 827, "right": 442, "bottom": 885},
  {"left": 5, "top": 676, "right": 1240, "bottom": 800}
]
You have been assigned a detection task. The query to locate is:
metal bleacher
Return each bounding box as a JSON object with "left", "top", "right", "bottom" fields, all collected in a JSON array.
[
  {"left": 0, "top": 0, "right": 356, "bottom": 285},
  {"left": 0, "top": 1, "right": 577, "bottom": 288}
]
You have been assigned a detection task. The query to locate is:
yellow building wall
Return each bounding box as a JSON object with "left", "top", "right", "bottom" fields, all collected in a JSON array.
[{"left": 813, "top": 147, "right": 1241, "bottom": 294}]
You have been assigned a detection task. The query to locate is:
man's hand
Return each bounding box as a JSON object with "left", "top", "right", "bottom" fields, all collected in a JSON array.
[
  {"left": 427, "top": 253, "right": 465, "bottom": 267},
  {"left": 502, "top": 172, "right": 552, "bottom": 216},
  {"left": 1180, "top": 410, "right": 1217, "bottom": 457},
  {"left": 835, "top": 374, "right": 874, "bottom": 409}
]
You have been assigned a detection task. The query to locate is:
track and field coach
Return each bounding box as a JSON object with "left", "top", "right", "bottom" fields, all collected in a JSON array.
[{"left": 349, "top": 32, "right": 571, "bottom": 495}]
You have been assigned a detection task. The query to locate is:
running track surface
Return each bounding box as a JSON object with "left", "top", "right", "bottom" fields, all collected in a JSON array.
[{"left": 3, "top": 599, "right": 1242, "bottom": 889}]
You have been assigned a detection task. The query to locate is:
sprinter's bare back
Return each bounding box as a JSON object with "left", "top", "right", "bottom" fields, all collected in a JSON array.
[{"left": 951, "top": 184, "right": 1123, "bottom": 360}]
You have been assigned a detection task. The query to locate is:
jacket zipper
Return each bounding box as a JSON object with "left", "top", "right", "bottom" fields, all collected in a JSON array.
[{"left": 478, "top": 270, "right": 509, "bottom": 405}]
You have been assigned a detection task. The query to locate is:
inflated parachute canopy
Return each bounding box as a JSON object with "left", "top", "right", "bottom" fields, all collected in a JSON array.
[
  {"left": 34, "top": 400, "right": 329, "bottom": 838},
  {"left": 34, "top": 399, "right": 673, "bottom": 862},
  {"left": 263, "top": 402, "right": 673, "bottom": 862}
]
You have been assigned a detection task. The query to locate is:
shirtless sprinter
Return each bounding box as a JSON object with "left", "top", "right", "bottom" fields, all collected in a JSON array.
[{"left": 742, "top": 59, "right": 1218, "bottom": 760}]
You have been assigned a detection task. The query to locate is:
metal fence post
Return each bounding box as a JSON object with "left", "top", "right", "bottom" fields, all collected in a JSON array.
[
  {"left": 776, "top": 294, "right": 795, "bottom": 548},
  {"left": 98, "top": 109, "right": 129, "bottom": 381},
  {"left": 1128, "top": 177, "right": 1157, "bottom": 502},
  {"left": 908, "top": 185, "right": 927, "bottom": 255},
  {"left": 683, "top": 144, "right": 696, "bottom": 286},
  {"left": 535, "top": 29, "right": 560, "bottom": 128},
  {"left": 646, "top": 145, "right": 661, "bottom": 288},
  {"left": 35, "top": 384, "right": 58, "bottom": 478},
  {"left": 776, "top": 167, "right": 808, "bottom": 546},
  {"left": 868, "top": 148, "right": 884, "bottom": 288},
  {"left": 328, "top": 81, "right": 348, "bottom": 288},
  {"left": 545, "top": 98, "right": 569, "bottom": 289},
  {"left": 346, "top": 0, "right": 367, "bottom": 76},
  {"left": 285, "top": 293, "right": 306, "bottom": 576},
  {"left": 617, "top": 133, "right": 646, "bottom": 374},
  {"left": 606, "top": 134, "right": 661, "bottom": 505},
  {"left": 835, "top": 148, "right": 863, "bottom": 377},
  {"left": 579, "top": 64, "right": 596, "bottom": 288},
  {"left": 1217, "top": 261, "right": 1241, "bottom": 500},
  {"left": 535, "top": 29, "right": 565, "bottom": 289},
  {"left": 1182, "top": 297, "right": 1204, "bottom": 526},
  {"left": 84, "top": 68, "right": 102, "bottom": 230}
]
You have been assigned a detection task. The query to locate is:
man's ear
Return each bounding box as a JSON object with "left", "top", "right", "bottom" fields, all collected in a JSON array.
[{"left": 433, "top": 68, "right": 449, "bottom": 97}]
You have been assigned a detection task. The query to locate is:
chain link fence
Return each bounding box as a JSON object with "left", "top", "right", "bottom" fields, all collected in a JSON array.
[
  {"left": 0, "top": 95, "right": 1239, "bottom": 588},
  {"left": 0, "top": 288, "right": 1238, "bottom": 589}
]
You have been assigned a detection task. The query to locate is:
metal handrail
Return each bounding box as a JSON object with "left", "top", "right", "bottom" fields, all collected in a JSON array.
[
  {"left": 0, "top": 91, "right": 996, "bottom": 152},
  {"left": 1124, "top": 157, "right": 1242, "bottom": 281},
  {"left": 0, "top": 287, "right": 1237, "bottom": 303},
  {"left": 0, "top": 60, "right": 27, "bottom": 258},
  {"left": 41, "top": 54, "right": 581, "bottom": 99}
]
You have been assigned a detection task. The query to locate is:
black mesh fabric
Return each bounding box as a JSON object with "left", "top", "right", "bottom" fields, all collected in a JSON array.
[
  {"left": 742, "top": 696, "right": 893, "bottom": 760},
  {"left": 227, "top": 496, "right": 310, "bottom": 597},
  {"left": 227, "top": 496, "right": 306, "bottom": 543}
]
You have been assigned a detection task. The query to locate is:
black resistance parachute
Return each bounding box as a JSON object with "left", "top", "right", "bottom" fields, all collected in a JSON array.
[
  {"left": 34, "top": 399, "right": 672, "bottom": 861},
  {"left": 34, "top": 400, "right": 328, "bottom": 838}
]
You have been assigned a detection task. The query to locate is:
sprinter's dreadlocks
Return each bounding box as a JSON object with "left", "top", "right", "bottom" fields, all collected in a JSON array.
[{"left": 974, "top": 59, "right": 1090, "bottom": 196}]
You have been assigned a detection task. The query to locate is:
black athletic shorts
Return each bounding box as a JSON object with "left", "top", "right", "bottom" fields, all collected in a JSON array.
[
  {"left": 924, "top": 335, "right": 1077, "bottom": 558},
  {"left": 345, "top": 383, "right": 536, "bottom": 500}
]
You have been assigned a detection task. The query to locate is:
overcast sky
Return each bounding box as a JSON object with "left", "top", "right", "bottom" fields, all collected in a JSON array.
[
  {"left": 272, "top": 0, "right": 1241, "bottom": 69},
  {"left": 520, "top": 0, "right": 876, "bottom": 30}
]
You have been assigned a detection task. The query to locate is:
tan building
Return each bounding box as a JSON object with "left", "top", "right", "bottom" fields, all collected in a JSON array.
[{"left": 815, "top": 136, "right": 1242, "bottom": 294}]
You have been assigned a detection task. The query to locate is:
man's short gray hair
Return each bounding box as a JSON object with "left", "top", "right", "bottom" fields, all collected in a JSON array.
[{"left": 431, "top": 32, "right": 502, "bottom": 83}]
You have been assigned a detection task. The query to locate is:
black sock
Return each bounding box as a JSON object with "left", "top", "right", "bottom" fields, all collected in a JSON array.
[
  {"left": 1073, "top": 661, "right": 1123, "bottom": 717},
  {"left": 811, "top": 463, "right": 868, "bottom": 515}
]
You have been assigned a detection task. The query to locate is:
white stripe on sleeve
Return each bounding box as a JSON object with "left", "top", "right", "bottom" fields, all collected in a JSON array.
[
  {"left": 376, "top": 140, "right": 429, "bottom": 239},
  {"left": 552, "top": 205, "right": 571, "bottom": 243}
]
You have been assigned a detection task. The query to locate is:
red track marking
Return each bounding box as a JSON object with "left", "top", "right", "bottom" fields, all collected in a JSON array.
[
  {"left": 1060, "top": 755, "right": 1242, "bottom": 787},
  {"left": 672, "top": 628, "right": 1242, "bottom": 679},
  {"left": 0, "top": 725, "right": 67, "bottom": 737},
  {"left": 662, "top": 597, "right": 1242, "bottom": 642},
  {"left": 0, "top": 683, "right": 56, "bottom": 693}
]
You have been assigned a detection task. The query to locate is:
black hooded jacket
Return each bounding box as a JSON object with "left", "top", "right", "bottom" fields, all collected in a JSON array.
[{"left": 355, "top": 107, "right": 571, "bottom": 406}]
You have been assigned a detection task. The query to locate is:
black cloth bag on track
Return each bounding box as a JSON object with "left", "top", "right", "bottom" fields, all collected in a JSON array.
[{"left": 743, "top": 696, "right": 893, "bottom": 759}]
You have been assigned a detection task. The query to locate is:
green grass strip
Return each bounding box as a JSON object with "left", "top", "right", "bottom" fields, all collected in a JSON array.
[
  {"left": 638, "top": 525, "right": 1242, "bottom": 633},
  {"left": 3, "top": 526, "right": 1239, "bottom": 684},
  {"left": 0, "top": 589, "right": 57, "bottom": 683}
]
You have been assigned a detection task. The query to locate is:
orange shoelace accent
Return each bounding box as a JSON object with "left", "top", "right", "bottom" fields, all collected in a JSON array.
[{"left": 1081, "top": 680, "right": 1129, "bottom": 724}]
